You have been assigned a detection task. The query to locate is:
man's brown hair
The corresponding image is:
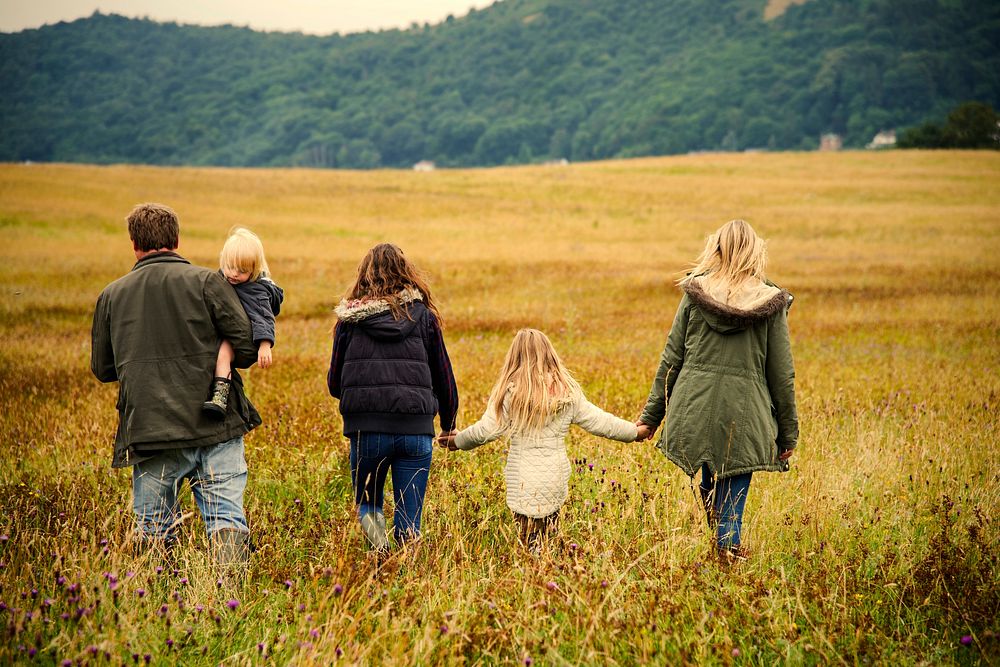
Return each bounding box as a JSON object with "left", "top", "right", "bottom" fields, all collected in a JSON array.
[{"left": 127, "top": 203, "right": 179, "bottom": 252}]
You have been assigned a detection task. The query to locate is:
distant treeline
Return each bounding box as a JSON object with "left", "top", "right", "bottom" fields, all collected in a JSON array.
[{"left": 1, "top": 0, "right": 998, "bottom": 168}]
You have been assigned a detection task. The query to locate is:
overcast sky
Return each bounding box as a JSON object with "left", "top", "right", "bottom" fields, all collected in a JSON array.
[{"left": 1, "top": 1, "right": 500, "bottom": 35}]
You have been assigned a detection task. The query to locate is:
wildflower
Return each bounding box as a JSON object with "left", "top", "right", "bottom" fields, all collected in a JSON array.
[
  {"left": 525, "top": 657, "right": 533, "bottom": 666},
  {"left": 31, "top": 589, "right": 38, "bottom": 598},
  {"left": 732, "top": 648, "right": 740, "bottom": 657},
  {"left": 195, "top": 604, "right": 204, "bottom": 613},
  {"left": 284, "top": 579, "right": 294, "bottom": 589},
  {"left": 99, "top": 539, "right": 108, "bottom": 546},
  {"left": 126, "top": 571, "right": 135, "bottom": 578},
  {"left": 440, "top": 624, "right": 448, "bottom": 635},
  {"left": 336, "top": 646, "right": 343, "bottom": 658},
  {"left": 601, "top": 580, "right": 609, "bottom": 588},
  {"left": 144, "top": 654, "right": 151, "bottom": 664},
  {"left": 310, "top": 628, "right": 319, "bottom": 639},
  {"left": 155, "top": 566, "right": 163, "bottom": 575},
  {"left": 88, "top": 646, "right": 98, "bottom": 656},
  {"left": 0, "top": 535, "right": 8, "bottom": 542},
  {"left": 28, "top": 648, "right": 37, "bottom": 658},
  {"left": 257, "top": 643, "right": 265, "bottom": 653},
  {"left": 61, "top": 660, "right": 71, "bottom": 666},
  {"left": 179, "top": 578, "right": 188, "bottom": 586},
  {"left": 333, "top": 583, "right": 343, "bottom": 596},
  {"left": 226, "top": 599, "right": 239, "bottom": 610},
  {"left": 56, "top": 576, "right": 66, "bottom": 586},
  {"left": 960, "top": 635, "right": 973, "bottom": 646},
  {"left": 547, "top": 581, "right": 558, "bottom": 591},
  {"left": 570, "top": 543, "right": 578, "bottom": 550},
  {"left": 136, "top": 589, "right": 146, "bottom": 598},
  {"left": 166, "top": 639, "right": 174, "bottom": 649}
]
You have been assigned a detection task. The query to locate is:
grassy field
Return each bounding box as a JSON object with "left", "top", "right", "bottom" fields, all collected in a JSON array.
[{"left": 0, "top": 151, "right": 998, "bottom": 665}]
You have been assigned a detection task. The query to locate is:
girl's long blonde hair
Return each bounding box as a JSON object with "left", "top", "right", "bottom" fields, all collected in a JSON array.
[
  {"left": 678, "top": 219, "right": 767, "bottom": 292},
  {"left": 344, "top": 243, "right": 441, "bottom": 323},
  {"left": 487, "top": 329, "right": 581, "bottom": 435},
  {"left": 220, "top": 227, "right": 270, "bottom": 281}
]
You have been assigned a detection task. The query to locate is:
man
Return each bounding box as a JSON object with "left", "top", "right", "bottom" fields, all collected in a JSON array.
[{"left": 91, "top": 203, "right": 261, "bottom": 573}]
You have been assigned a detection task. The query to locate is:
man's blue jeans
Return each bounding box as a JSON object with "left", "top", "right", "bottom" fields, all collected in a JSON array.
[
  {"left": 132, "top": 435, "right": 249, "bottom": 542},
  {"left": 349, "top": 432, "right": 433, "bottom": 544},
  {"left": 700, "top": 463, "right": 752, "bottom": 549}
]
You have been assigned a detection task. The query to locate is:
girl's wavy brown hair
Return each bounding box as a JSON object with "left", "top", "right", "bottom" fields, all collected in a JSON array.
[{"left": 345, "top": 243, "right": 441, "bottom": 324}]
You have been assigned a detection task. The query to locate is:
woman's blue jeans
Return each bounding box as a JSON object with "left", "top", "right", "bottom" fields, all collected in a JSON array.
[
  {"left": 700, "top": 463, "right": 752, "bottom": 549},
  {"left": 349, "top": 432, "right": 433, "bottom": 544}
]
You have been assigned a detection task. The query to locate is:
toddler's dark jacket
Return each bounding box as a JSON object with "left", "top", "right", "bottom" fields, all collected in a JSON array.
[{"left": 232, "top": 277, "right": 284, "bottom": 345}]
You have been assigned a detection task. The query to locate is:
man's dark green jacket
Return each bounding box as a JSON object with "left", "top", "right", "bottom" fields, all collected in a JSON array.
[
  {"left": 91, "top": 252, "right": 262, "bottom": 468},
  {"left": 640, "top": 276, "right": 798, "bottom": 480}
]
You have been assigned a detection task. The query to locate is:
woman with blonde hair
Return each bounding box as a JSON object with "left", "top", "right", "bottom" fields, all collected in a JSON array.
[
  {"left": 440, "top": 329, "right": 646, "bottom": 553},
  {"left": 637, "top": 219, "right": 798, "bottom": 561},
  {"left": 328, "top": 243, "right": 458, "bottom": 552}
]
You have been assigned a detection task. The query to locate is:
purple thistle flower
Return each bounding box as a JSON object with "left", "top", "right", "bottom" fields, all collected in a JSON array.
[
  {"left": 88, "top": 645, "right": 98, "bottom": 656},
  {"left": 43, "top": 598, "right": 53, "bottom": 608},
  {"left": 547, "top": 581, "right": 558, "bottom": 591},
  {"left": 60, "top": 612, "right": 69, "bottom": 620},
  {"left": 136, "top": 589, "right": 145, "bottom": 598},
  {"left": 0, "top": 602, "right": 6, "bottom": 612},
  {"left": 0, "top": 535, "right": 8, "bottom": 542},
  {"left": 310, "top": 628, "right": 319, "bottom": 639},
  {"left": 960, "top": 635, "right": 973, "bottom": 646},
  {"left": 440, "top": 623, "right": 448, "bottom": 635},
  {"left": 298, "top": 603, "right": 306, "bottom": 612},
  {"left": 601, "top": 580, "right": 609, "bottom": 588},
  {"left": 732, "top": 648, "right": 740, "bottom": 657},
  {"left": 570, "top": 543, "right": 578, "bottom": 550},
  {"left": 143, "top": 654, "right": 151, "bottom": 664},
  {"left": 525, "top": 657, "right": 533, "bottom": 666},
  {"left": 335, "top": 646, "right": 343, "bottom": 658},
  {"left": 333, "top": 583, "right": 343, "bottom": 596},
  {"left": 226, "top": 599, "right": 239, "bottom": 610},
  {"left": 195, "top": 604, "right": 204, "bottom": 613},
  {"left": 179, "top": 578, "right": 188, "bottom": 586},
  {"left": 166, "top": 639, "right": 174, "bottom": 649},
  {"left": 99, "top": 539, "right": 108, "bottom": 546},
  {"left": 56, "top": 576, "right": 66, "bottom": 586},
  {"left": 284, "top": 579, "right": 294, "bottom": 589},
  {"left": 257, "top": 643, "right": 265, "bottom": 653},
  {"left": 155, "top": 566, "right": 163, "bottom": 575},
  {"left": 126, "top": 571, "right": 135, "bottom": 578},
  {"left": 31, "top": 589, "right": 38, "bottom": 598},
  {"left": 28, "top": 648, "right": 37, "bottom": 658}
]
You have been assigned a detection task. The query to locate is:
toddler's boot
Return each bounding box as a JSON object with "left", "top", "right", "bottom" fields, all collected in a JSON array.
[{"left": 202, "top": 377, "right": 231, "bottom": 419}]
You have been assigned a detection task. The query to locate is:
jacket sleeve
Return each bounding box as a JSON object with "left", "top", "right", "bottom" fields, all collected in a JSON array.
[
  {"left": 766, "top": 303, "right": 799, "bottom": 452},
  {"left": 90, "top": 290, "right": 118, "bottom": 383},
  {"left": 327, "top": 323, "right": 351, "bottom": 399},
  {"left": 425, "top": 313, "right": 459, "bottom": 431},
  {"left": 204, "top": 273, "right": 257, "bottom": 369},
  {"left": 454, "top": 403, "right": 505, "bottom": 451},
  {"left": 573, "top": 395, "right": 639, "bottom": 442},
  {"left": 252, "top": 291, "right": 277, "bottom": 345},
  {"left": 639, "top": 295, "right": 689, "bottom": 428}
]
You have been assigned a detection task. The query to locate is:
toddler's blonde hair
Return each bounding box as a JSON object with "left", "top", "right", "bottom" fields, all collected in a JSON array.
[
  {"left": 679, "top": 219, "right": 767, "bottom": 293},
  {"left": 219, "top": 227, "right": 270, "bottom": 281},
  {"left": 487, "top": 329, "right": 581, "bottom": 435}
]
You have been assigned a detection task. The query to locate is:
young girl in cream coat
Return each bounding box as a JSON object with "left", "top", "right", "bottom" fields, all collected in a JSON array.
[{"left": 439, "top": 329, "right": 649, "bottom": 551}]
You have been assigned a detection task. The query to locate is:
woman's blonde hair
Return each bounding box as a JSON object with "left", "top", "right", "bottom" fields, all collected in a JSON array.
[
  {"left": 487, "top": 329, "right": 581, "bottom": 435},
  {"left": 679, "top": 219, "right": 767, "bottom": 291},
  {"left": 220, "top": 227, "right": 270, "bottom": 281},
  {"left": 345, "top": 243, "right": 441, "bottom": 323}
]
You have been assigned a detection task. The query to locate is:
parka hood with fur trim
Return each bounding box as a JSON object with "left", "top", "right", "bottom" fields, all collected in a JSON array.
[
  {"left": 683, "top": 275, "right": 792, "bottom": 334},
  {"left": 334, "top": 287, "right": 425, "bottom": 341}
]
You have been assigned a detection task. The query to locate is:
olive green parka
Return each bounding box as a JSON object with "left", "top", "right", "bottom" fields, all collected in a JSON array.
[{"left": 639, "top": 276, "right": 798, "bottom": 480}]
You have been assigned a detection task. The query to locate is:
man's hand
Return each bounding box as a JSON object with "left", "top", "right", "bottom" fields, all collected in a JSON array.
[
  {"left": 778, "top": 448, "right": 794, "bottom": 461},
  {"left": 437, "top": 430, "right": 458, "bottom": 451},
  {"left": 257, "top": 341, "right": 273, "bottom": 369}
]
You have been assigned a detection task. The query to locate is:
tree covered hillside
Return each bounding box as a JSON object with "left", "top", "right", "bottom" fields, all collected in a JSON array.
[{"left": 1, "top": 0, "right": 998, "bottom": 167}]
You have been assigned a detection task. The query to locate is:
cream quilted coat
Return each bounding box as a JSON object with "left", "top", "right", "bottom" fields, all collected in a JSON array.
[{"left": 455, "top": 392, "right": 638, "bottom": 518}]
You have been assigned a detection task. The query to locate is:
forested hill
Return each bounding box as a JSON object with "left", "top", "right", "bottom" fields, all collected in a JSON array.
[{"left": 2, "top": 0, "right": 998, "bottom": 168}]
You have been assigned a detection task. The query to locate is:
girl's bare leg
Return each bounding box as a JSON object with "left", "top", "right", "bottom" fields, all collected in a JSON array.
[{"left": 215, "top": 340, "right": 235, "bottom": 378}]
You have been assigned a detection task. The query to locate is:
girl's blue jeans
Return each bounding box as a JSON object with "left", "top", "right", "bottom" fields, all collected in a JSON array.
[
  {"left": 700, "top": 463, "right": 752, "bottom": 548},
  {"left": 349, "top": 432, "right": 433, "bottom": 544}
]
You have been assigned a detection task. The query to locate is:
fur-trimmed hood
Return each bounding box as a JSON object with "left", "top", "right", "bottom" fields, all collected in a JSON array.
[
  {"left": 334, "top": 287, "right": 426, "bottom": 341},
  {"left": 334, "top": 287, "right": 423, "bottom": 322},
  {"left": 683, "top": 275, "right": 791, "bottom": 333}
]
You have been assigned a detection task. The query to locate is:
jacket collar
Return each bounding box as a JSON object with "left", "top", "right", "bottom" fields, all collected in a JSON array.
[
  {"left": 683, "top": 275, "right": 791, "bottom": 329},
  {"left": 131, "top": 251, "right": 188, "bottom": 271},
  {"left": 335, "top": 287, "right": 424, "bottom": 323}
]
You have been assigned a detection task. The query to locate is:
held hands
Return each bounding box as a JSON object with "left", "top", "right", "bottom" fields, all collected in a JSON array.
[
  {"left": 257, "top": 341, "right": 273, "bottom": 369},
  {"left": 634, "top": 420, "right": 656, "bottom": 442},
  {"left": 437, "top": 430, "right": 458, "bottom": 451}
]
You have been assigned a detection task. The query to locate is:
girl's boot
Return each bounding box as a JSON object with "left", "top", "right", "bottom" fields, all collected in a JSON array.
[{"left": 202, "top": 377, "right": 232, "bottom": 419}]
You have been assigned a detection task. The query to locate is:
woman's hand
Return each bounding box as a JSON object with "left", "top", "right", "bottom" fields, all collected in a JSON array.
[
  {"left": 437, "top": 430, "right": 458, "bottom": 451},
  {"left": 634, "top": 420, "right": 655, "bottom": 441}
]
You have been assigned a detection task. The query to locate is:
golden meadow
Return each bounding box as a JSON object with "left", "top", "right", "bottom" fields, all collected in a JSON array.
[{"left": 0, "top": 151, "right": 998, "bottom": 665}]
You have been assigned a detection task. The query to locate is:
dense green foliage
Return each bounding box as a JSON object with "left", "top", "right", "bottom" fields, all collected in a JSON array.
[
  {"left": 898, "top": 101, "right": 1000, "bottom": 148},
  {"left": 1, "top": 0, "right": 999, "bottom": 167}
]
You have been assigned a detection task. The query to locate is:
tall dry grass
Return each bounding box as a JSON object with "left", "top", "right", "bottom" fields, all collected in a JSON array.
[{"left": 0, "top": 151, "right": 998, "bottom": 664}]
